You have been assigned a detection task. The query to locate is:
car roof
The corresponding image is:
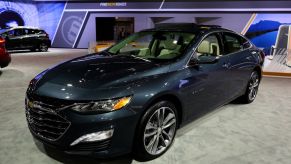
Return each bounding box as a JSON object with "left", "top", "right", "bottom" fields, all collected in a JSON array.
[
  {"left": 10, "top": 26, "right": 42, "bottom": 30},
  {"left": 142, "top": 23, "right": 227, "bottom": 33},
  {"left": 0, "top": 26, "right": 44, "bottom": 34}
]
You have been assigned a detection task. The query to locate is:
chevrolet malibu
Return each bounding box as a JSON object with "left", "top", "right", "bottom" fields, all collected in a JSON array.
[{"left": 25, "top": 24, "right": 264, "bottom": 161}]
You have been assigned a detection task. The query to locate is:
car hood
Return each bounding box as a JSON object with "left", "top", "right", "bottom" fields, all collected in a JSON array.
[{"left": 34, "top": 54, "right": 170, "bottom": 100}]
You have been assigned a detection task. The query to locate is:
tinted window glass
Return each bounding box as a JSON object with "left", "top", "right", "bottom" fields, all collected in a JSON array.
[
  {"left": 223, "top": 33, "right": 242, "bottom": 54},
  {"left": 14, "top": 29, "right": 24, "bottom": 36}
]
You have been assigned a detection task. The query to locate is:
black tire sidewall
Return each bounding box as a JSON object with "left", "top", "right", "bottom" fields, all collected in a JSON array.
[
  {"left": 134, "top": 101, "right": 178, "bottom": 161},
  {"left": 245, "top": 71, "right": 260, "bottom": 103}
]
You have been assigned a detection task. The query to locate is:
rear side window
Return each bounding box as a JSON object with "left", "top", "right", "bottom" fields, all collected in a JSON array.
[
  {"left": 24, "top": 29, "right": 46, "bottom": 35},
  {"left": 240, "top": 37, "right": 252, "bottom": 49},
  {"left": 223, "top": 33, "right": 242, "bottom": 54}
]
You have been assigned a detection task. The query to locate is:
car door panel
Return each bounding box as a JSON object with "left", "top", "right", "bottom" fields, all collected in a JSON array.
[
  {"left": 222, "top": 32, "right": 255, "bottom": 98},
  {"left": 179, "top": 33, "right": 233, "bottom": 121}
]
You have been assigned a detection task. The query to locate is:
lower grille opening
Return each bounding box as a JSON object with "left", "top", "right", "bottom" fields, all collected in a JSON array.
[{"left": 70, "top": 139, "right": 111, "bottom": 151}]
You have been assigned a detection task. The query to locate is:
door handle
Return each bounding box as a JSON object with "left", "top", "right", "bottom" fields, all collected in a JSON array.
[
  {"left": 246, "top": 56, "right": 252, "bottom": 60},
  {"left": 222, "top": 63, "right": 230, "bottom": 69},
  {"left": 251, "top": 51, "right": 257, "bottom": 55}
]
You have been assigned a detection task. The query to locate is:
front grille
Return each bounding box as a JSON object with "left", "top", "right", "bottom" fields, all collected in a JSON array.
[
  {"left": 70, "top": 139, "right": 111, "bottom": 151},
  {"left": 26, "top": 100, "right": 70, "bottom": 141}
]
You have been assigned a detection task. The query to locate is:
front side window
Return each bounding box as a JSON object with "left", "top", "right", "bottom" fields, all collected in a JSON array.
[
  {"left": 107, "top": 31, "right": 196, "bottom": 61},
  {"left": 196, "top": 34, "right": 221, "bottom": 59}
]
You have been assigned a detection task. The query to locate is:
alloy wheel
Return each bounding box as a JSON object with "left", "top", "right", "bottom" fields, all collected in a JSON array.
[
  {"left": 248, "top": 72, "right": 259, "bottom": 101},
  {"left": 143, "top": 107, "right": 176, "bottom": 155},
  {"left": 39, "top": 43, "right": 48, "bottom": 52}
]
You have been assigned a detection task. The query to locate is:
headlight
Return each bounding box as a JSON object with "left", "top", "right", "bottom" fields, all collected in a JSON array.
[{"left": 70, "top": 96, "right": 132, "bottom": 113}]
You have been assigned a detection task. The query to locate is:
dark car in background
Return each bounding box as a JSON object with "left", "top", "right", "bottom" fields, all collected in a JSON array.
[
  {"left": 0, "top": 27, "right": 51, "bottom": 52},
  {"left": 0, "top": 37, "right": 11, "bottom": 68},
  {"left": 25, "top": 24, "right": 264, "bottom": 161}
]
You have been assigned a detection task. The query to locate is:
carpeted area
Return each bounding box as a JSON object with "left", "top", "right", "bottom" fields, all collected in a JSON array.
[{"left": 0, "top": 49, "right": 291, "bottom": 164}]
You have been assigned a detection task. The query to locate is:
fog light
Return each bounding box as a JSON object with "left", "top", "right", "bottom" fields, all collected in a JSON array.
[{"left": 70, "top": 129, "right": 114, "bottom": 146}]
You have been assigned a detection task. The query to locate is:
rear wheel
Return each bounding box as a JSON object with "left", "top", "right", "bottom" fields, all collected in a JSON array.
[
  {"left": 238, "top": 71, "right": 260, "bottom": 104},
  {"left": 39, "top": 43, "right": 48, "bottom": 52},
  {"left": 134, "top": 101, "right": 178, "bottom": 161}
]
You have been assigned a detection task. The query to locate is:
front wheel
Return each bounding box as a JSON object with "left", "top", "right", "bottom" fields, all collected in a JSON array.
[
  {"left": 134, "top": 101, "right": 178, "bottom": 161},
  {"left": 239, "top": 71, "right": 260, "bottom": 104},
  {"left": 39, "top": 43, "right": 48, "bottom": 52}
]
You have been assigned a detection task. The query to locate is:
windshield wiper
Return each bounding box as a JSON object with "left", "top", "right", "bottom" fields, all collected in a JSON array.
[{"left": 101, "top": 51, "right": 113, "bottom": 56}]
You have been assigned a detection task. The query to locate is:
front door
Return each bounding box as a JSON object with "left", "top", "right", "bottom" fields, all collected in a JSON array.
[{"left": 180, "top": 33, "right": 232, "bottom": 121}]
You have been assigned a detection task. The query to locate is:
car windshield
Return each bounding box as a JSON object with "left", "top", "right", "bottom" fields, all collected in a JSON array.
[
  {"left": 107, "top": 31, "right": 196, "bottom": 61},
  {"left": 0, "top": 29, "right": 8, "bottom": 34}
]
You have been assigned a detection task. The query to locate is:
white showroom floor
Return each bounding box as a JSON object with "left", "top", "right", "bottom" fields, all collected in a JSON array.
[{"left": 0, "top": 48, "right": 291, "bottom": 164}]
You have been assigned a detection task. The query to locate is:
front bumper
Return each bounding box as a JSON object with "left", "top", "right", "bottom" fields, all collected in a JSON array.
[{"left": 26, "top": 104, "right": 140, "bottom": 158}]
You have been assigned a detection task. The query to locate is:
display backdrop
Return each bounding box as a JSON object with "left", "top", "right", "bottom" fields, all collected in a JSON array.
[
  {"left": 245, "top": 14, "right": 291, "bottom": 73},
  {"left": 1, "top": 0, "right": 291, "bottom": 73},
  {"left": 0, "top": 0, "right": 65, "bottom": 40}
]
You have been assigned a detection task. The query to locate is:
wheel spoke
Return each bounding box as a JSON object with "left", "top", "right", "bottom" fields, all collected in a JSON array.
[
  {"left": 160, "top": 134, "right": 167, "bottom": 147},
  {"left": 253, "top": 89, "right": 257, "bottom": 97},
  {"left": 146, "top": 134, "right": 157, "bottom": 150},
  {"left": 156, "top": 109, "right": 160, "bottom": 124},
  {"left": 151, "top": 135, "right": 159, "bottom": 153},
  {"left": 163, "top": 113, "right": 175, "bottom": 126},
  {"left": 162, "top": 130, "right": 171, "bottom": 140},
  {"left": 160, "top": 108, "right": 165, "bottom": 127},
  {"left": 163, "top": 118, "right": 176, "bottom": 129},
  {"left": 253, "top": 81, "right": 259, "bottom": 88},
  {"left": 146, "top": 122, "right": 157, "bottom": 130},
  {"left": 145, "top": 130, "right": 157, "bottom": 138}
]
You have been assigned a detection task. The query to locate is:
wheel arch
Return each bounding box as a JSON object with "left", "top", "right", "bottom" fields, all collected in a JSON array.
[
  {"left": 253, "top": 66, "right": 262, "bottom": 81},
  {"left": 142, "top": 93, "right": 184, "bottom": 127}
]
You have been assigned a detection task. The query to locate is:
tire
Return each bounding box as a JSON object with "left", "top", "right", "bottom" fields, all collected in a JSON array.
[
  {"left": 238, "top": 71, "right": 260, "bottom": 104},
  {"left": 30, "top": 48, "right": 36, "bottom": 52},
  {"left": 134, "top": 101, "right": 178, "bottom": 161},
  {"left": 39, "top": 43, "right": 48, "bottom": 52}
]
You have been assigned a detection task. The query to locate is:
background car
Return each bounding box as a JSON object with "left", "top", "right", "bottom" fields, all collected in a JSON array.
[
  {"left": 0, "top": 37, "right": 11, "bottom": 68},
  {"left": 0, "top": 26, "right": 51, "bottom": 52},
  {"left": 25, "top": 24, "right": 264, "bottom": 161}
]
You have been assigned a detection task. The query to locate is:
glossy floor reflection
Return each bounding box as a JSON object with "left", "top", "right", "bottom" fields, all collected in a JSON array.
[{"left": 0, "top": 48, "right": 291, "bottom": 164}]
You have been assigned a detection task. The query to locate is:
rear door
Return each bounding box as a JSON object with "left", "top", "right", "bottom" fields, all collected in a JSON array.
[{"left": 221, "top": 32, "right": 254, "bottom": 98}]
